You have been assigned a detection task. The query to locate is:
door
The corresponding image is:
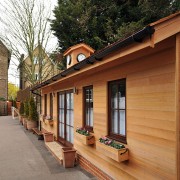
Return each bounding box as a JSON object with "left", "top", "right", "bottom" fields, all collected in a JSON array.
[{"left": 58, "top": 90, "right": 74, "bottom": 146}]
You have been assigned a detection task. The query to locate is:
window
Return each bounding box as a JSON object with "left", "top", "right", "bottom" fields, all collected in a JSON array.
[
  {"left": 35, "top": 73, "right": 39, "bottom": 80},
  {"left": 108, "top": 79, "right": 126, "bottom": 143},
  {"left": 50, "top": 93, "right": 53, "bottom": 119},
  {"left": 33, "top": 56, "right": 38, "bottom": 64},
  {"left": 84, "top": 86, "right": 93, "bottom": 131},
  {"left": 58, "top": 90, "right": 74, "bottom": 146},
  {"left": 44, "top": 94, "right": 47, "bottom": 116}
]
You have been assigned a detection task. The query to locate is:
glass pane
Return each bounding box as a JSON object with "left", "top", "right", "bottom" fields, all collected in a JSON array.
[
  {"left": 71, "top": 93, "right": 73, "bottom": 109},
  {"left": 59, "top": 109, "right": 64, "bottom": 123},
  {"left": 119, "top": 82, "right": 125, "bottom": 109},
  {"left": 66, "top": 126, "right": 70, "bottom": 142},
  {"left": 90, "top": 108, "right": 93, "bottom": 127},
  {"left": 111, "top": 110, "right": 118, "bottom": 134},
  {"left": 111, "top": 84, "right": 118, "bottom": 109},
  {"left": 70, "top": 110, "right": 74, "bottom": 126},
  {"left": 86, "top": 108, "right": 89, "bottom": 125},
  {"left": 119, "top": 110, "right": 125, "bottom": 135},
  {"left": 119, "top": 96, "right": 125, "bottom": 109},
  {"left": 59, "top": 123, "right": 64, "bottom": 138},
  {"left": 70, "top": 127, "right": 74, "bottom": 143},
  {"left": 59, "top": 94, "right": 64, "bottom": 108},
  {"left": 66, "top": 110, "right": 70, "bottom": 125}
]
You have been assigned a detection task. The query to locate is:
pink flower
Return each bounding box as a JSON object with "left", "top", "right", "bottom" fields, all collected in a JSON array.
[{"left": 108, "top": 141, "right": 112, "bottom": 145}]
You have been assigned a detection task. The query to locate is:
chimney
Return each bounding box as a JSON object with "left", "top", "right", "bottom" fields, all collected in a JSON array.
[{"left": 63, "top": 43, "right": 95, "bottom": 69}]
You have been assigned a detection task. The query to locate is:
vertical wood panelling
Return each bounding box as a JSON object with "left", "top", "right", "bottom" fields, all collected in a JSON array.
[{"left": 175, "top": 33, "right": 180, "bottom": 180}]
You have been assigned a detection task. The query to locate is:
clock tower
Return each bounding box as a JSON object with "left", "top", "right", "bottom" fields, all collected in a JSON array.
[{"left": 63, "top": 43, "right": 95, "bottom": 69}]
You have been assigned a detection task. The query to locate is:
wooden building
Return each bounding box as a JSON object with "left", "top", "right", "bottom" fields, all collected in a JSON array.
[{"left": 31, "top": 12, "right": 180, "bottom": 179}]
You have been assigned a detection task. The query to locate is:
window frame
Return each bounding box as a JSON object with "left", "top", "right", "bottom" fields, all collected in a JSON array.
[
  {"left": 44, "top": 94, "right": 47, "bottom": 116},
  {"left": 57, "top": 89, "right": 74, "bottom": 147},
  {"left": 108, "top": 79, "right": 127, "bottom": 144},
  {"left": 50, "top": 93, "right": 53, "bottom": 119},
  {"left": 83, "top": 85, "right": 93, "bottom": 132}
]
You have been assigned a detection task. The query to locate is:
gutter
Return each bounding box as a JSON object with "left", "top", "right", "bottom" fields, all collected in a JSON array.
[
  {"left": 31, "top": 90, "right": 41, "bottom": 96},
  {"left": 31, "top": 25, "right": 155, "bottom": 91}
]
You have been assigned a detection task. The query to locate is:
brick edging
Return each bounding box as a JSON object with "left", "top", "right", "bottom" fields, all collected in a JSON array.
[{"left": 77, "top": 154, "right": 113, "bottom": 180}]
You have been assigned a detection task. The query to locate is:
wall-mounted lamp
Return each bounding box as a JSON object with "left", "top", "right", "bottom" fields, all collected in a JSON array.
[{"left": 73, "top": 87, "right": 78, "bottom": 95}]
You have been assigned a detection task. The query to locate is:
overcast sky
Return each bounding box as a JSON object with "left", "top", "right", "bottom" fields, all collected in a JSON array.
[{"left": 0, "top": 0, "right": 58, "bottom": 87}]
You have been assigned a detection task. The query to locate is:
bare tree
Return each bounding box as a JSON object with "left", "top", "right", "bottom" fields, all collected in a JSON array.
[{"left": 0, "top": 0, "right": 58, "bottom": 86}]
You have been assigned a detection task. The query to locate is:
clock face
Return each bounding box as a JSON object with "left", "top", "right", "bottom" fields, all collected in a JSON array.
[
  {"left": 66, "top": 55, "right": 71, "bottom": 65},
  {"left": 77, "top": 53, "right": 86, "bottom": 62}
]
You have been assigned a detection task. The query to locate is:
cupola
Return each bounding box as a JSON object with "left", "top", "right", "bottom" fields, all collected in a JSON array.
[{"left": 63, "top": 43, "right": 95, "bottom": 69}]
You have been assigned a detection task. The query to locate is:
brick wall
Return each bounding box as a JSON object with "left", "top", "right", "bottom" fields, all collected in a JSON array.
[
  {"left": 0, "top": 41, "right": 9, "bottom": 115},
  {"left": 77, "top": 154, "right": 113, "bottom": 180}
]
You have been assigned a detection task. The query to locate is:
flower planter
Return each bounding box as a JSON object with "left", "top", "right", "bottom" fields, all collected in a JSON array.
[
  {"left": 43, "top": 132, "right": 54, "bottom": 142},
  {"left": 23, "top": 117, "right": 28, "bottom": 129},
  {"left": 96, "top": 141, "right": 128, "bottom": 162},
  {"left": 27, "top": 120, "right": 37, "bottom": 130},
  {"left": 45, "top": 119, "right": 54, "bottom": 126},
  {"left": 19, "top": 115, "right": 23, "bottom": 124},
  {"left": 75, "top": 132, "right": 95, "bottom": 145},
  {"left": 62, "top": 147, "right": 76, "bottom": 168}
]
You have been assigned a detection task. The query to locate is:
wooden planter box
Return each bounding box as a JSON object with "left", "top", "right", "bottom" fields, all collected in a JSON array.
[
  {"left": 43, "top": 132, "right": 54, "bottom": 142},
  {"left": 23, "top": 117, "right": 28, "bottom": 129},
  {"left": 45, "top": 119, "right": 54, "bottom": 126},
  {"left": 75, "top": 132, "right": 95, "bottom": 145},
  {"left": 96, "top": 141, "right": 128, "bottom": 162},
  {"left": 27, "top": 120, "right": 37, "bottom": 130},
  {"left": 62, "top": 147, "right": 76, "bottom": 168}
]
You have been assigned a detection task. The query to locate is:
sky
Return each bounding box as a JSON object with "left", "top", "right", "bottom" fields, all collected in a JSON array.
[{"left": 0, "top": 0, "right": 58, "bottom": 87}]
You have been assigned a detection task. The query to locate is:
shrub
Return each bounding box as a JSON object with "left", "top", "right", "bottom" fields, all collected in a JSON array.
[
  {"left": 24, "top": 100, "right": 29, "bottom": 117},
  {"left": 28, "top": 97, "right": 38, "bottom": 121},
  {"left": 19, "top": 102, "right": 24, "bottom": 115}
]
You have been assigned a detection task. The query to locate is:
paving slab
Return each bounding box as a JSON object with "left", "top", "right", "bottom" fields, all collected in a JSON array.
[{"left": 0, "top": 116, "right": 96, "bottom": 180}]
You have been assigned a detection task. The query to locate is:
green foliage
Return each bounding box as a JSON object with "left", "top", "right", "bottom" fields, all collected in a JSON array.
[
  {"left": 0, "top": 97, "right": 6, "bottom": 101},
  {"left": 99, "top": 137, "right": 125, "bottom": 150},
  {"left": 28, "top": 97, "right": 38, "bottom": 121},
  {"left": 51, "top": 0, "right": 179, "bottom": 52},
  {"left": 24, "top": 100, "right": 29, "bottom": 117},
  {"left": 19, "top": 102, "right": 24, "bottom": 115},
  {"left": 76, "top": 127, "right": 90, "bottom": 136},
  {"left": 11, "top": 100, "right": 17, "bottom": 108},
  {"left": 8, "top": 83, "right": 19, "bottom": 100}
]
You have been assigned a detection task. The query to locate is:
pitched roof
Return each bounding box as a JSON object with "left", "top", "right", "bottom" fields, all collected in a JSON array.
[{"left": 31, "top": 12, "right": 180, "bottom": 92}]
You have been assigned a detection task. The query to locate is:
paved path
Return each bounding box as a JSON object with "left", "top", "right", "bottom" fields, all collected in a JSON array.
[{"left": 0, "top": 116, "right": 95, "bottom": 180}]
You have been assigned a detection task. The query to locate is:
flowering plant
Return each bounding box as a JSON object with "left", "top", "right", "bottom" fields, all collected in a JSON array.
[
  {"left": 99, "top": 136, "right": 125, "bottom": 149},
  {"left": 45, "top": 115, "right": 52, "bottom": 120},
  {"left": 76, "top": 127, "right": 90, "bottom": 136}
]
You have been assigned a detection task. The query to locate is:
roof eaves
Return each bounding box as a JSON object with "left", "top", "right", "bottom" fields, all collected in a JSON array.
[{"left": 31, "top": 25, "right": 155, "bottom": 92}]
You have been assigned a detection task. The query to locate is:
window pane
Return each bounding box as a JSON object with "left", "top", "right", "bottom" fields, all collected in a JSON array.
[
  {"left": 70, "top": 127, "right": 74, "bottom": 143},
  {"left": 66, "top": 126, "right": 69, "bottom": 141},
  {"left": 59, "top": 109, "right": 64, "bottom": 123},
  {"left": 70, "top": 110, "right": 74, "bottom": 126},
  {"left": 119, "top": 110, "right": 125, "bottom": 135},
  {"left": 111, "top": 84, "right": 118, "bottom": 109},
  {"left": 90, "top": 108, "right": 93, "bottom": 127},
  {"left": 66, "top": 93, "right": 73, "bottom": 109},
  {"left": 59, "top": 123, "right": 64, "bottom": 138},
  {"left": 111, "top": 110, "right": 118, "bottom": 134},
  {"left": 119, "top": 96, "right": 125, "bottom": 109}
]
